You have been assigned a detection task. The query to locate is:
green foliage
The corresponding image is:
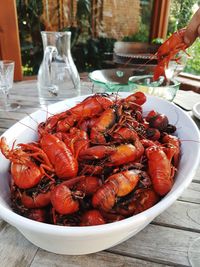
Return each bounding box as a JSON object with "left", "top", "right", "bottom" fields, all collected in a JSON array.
[
  {"left": 17, "top": 0, "right": 44, "bottom": 75},
  {"left": 18, "top": 0, "right": 199, "bottom": 75},
  {"left": 72, "top": 37, "right": 116, "bottom": 72},
  {"left": 122, "top": 24, "right": 149, "bottom": 42},
  {"left": 122, "top": 0, "right": 153, "bottom": 43},
  {"left": 168, "top": 0, "right": 196, "bottom": 34},
  {"left": 184, "top": 39, "right": 200, "bottom": 75},
  {"left": 168, "top": 0, "right": 200, "bottom": 75},
  {"left": 63, "top": 1, "right": 116, "bottom": 72},
  {"left": 75, "top": 0, "right": 91, "bottom": 39},
  {"left": 76, "top": 0, "right": 91, "bottom": 20},
  {"left": 17, "top": 0, "right": 115, "bottom": 74},
  {"left": 177, "top": 0, "right": 197, "bottom": 29},
  {"left": 151, "top": 38, "right": 164, "bottom": 44}
]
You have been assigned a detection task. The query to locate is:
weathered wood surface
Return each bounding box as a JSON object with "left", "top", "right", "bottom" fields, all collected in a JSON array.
[{"left": 0, "top": 80, "right": 200, "bottom": 267}]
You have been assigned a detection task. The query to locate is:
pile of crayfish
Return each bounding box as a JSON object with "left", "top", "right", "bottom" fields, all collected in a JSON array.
[{"left": 0, "top": 92, "right": 181, "bottom": 226}]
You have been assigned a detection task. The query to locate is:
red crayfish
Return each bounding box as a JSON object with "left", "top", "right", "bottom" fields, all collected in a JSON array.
[
  {"left": 0, "top": 137, "right": 54, "bottom": 189},
  {"left": 146, "top": 144, "right": 178, "bottom": 196},
  {"left": 38, "top": 93, "right": 114, "bottom": 135},
  {"left": 40, "top": 133, "right": 78, "bottom": 179},
  {"left": 92, "top": 169, "right": 140, "bottom": 211},
  {"left": 0, "top": 92, "right": 181, "bottom": 226},
  {"left": 153, "top": 28, "right": 188, "bottom": 81}
]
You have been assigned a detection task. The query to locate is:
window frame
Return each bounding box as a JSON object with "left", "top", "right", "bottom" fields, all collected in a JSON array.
[
  {"left": 149, "top": 0, "right": 171, "bottom": 41},
  {"left": 0, "top": 0, "right": 22, "bottom": 81}
]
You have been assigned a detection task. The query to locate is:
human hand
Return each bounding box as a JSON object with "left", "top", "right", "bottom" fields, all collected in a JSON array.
[{"left": 184, "top": 8, "right": 200, "bottom": 46}]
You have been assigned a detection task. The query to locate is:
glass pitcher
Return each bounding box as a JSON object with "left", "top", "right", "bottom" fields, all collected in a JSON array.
[{"left": 37, "top": 31, "right": 80, "bottom": 103}]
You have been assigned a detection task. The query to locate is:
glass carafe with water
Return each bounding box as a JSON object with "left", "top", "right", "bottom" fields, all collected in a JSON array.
[{"left": 37, "top": 31, "right": 80, "bottom": 104}]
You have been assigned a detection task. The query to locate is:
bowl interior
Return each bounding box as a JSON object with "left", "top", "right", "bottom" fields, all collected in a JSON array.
[
  {"left": 89, "top": 69, "right": 149, "bottom": 92},
  {"left": 128, "top": 75, "right": 180, "bottom": 101},
  {"left": 0, "top": 93, "right": 199, "bottom": 236}
]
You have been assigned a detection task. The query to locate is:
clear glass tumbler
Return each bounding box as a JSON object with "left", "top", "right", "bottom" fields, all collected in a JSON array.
[{"left": 0, "top": 60, "right": 20, "bottom": 111}]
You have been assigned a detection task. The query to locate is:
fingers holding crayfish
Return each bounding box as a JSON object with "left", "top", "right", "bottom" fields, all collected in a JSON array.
[{"left": 153, "top": 28, "right": 189, "bottom": 81}]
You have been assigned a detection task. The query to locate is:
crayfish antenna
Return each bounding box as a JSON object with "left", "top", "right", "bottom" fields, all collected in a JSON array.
[
  {"left": 18, "top": 121, "right": 37, "bottom": 133},
  {"left": 25, "top": 112, "right": 40, "bottom": 125}
]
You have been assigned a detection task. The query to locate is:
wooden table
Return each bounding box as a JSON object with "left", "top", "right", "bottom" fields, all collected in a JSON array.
[{"left": 0, "top": 79, "right": 200, "bottom": 267}]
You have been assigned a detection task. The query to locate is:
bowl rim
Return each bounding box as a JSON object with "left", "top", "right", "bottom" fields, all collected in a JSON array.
[
  {"left": 192, "top": 101, "right": 200, "bottom": 120},
  {"left": 128, "top": 74, "right": 180, "bottom": 88},
  {"left": 0, "top": 93, "right": 200, "bottom": 236},
  {"left": 88, "top": 69, "right": 133, "bottom": 86}
]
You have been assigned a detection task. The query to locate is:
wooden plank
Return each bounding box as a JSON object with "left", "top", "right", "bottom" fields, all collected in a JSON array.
[
  {"left": 0, "top": 118, "right": 24, "bottom": 130},
  {"left": 30, "top": 250, "right": 169, "bottom": 267},
  {"left": 0, "top": 129, "right": 5, "bottom": 135},
  {"left": 0, "top": 198, "right": 198, "bottom": 267},
  {"left": 108, "top": 224, "right": 198, "bottom": 266},
  {"left": 0, "top": 112, "right": 35, "bottom": 121},
  {"left": 30, "top": 198, "right": 200, "bottom": 266},
  {"left": 0, "top": 201, "right": 199, "bottom": 267},
  {"left": 179, "top": 182, "right": 200, "bottom": 204},
  {"left": 154, "top": 200, "right": 200, "bottom": 232},
  {"left": 193, "top": 166, "right": 200, "bottom": 182},
  {"left": 0, "top": 223, "right": 38, "bottom": 267}
]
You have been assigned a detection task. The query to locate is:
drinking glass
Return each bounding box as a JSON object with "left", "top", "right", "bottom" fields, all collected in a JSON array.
[
  {"left": 0, "top": 60, "right": 20, "bottom": 111},
  {"left": 128, "top": 75, "right": 180, "bottom": 102},
  {"left": 165, "top": 51, "right": 188, "bottom": 80}
]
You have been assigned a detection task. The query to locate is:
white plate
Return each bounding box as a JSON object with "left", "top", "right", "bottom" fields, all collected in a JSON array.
[{"left": 192, "top": 102, "right": 200, "bottom": 120}]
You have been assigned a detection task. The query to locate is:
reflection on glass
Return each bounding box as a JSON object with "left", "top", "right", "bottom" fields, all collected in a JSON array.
[
  {"left": 37, "top": 31, "right": 80, "bottom": 105},
  {"left": 165, "top": 51, "right": 188, "bottom": 80},
  {"left": 17, "top": 0, "right": 154, "bottom": 76},
  {"left": 128, "top": 74, "right": 180, "bottom": 102}
]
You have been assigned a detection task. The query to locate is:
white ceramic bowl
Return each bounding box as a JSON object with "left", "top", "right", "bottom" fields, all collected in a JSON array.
[
  {"left": 0, "top": 93, "right": 200, "bottom": 255},
  {"left": 192, "top": 101, "right": 200, "bottom": 120}
]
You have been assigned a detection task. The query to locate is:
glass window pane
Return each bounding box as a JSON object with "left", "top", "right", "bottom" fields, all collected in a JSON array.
[
  {"left": 17, "top": 0, "right": 154, "bottom": 75},
  {"left": 122, "top": 0, "right": 154, "bottom": 42},
  {"left": 168, "top": 0, "right": 200, "bottom": 76}
]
